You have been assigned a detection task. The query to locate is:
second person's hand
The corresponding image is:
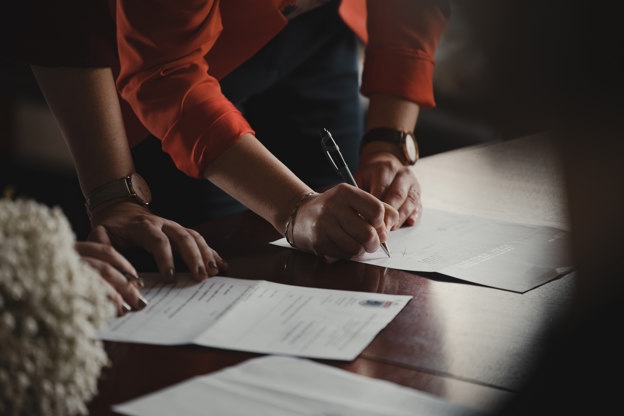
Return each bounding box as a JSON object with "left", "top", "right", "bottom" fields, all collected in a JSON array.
[
  {"left": 75, "top": 240, "right": 147, "bottom": 316},
  {"left": 355, "top": 150, "right": 423, "bottom": 228}
]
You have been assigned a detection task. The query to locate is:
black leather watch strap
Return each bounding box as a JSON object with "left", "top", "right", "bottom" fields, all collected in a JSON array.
[{"left": 361, "top": 127, "right": 419, "bottom": 165}]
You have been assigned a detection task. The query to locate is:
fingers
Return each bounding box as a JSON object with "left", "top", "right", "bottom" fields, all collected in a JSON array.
[
  {"left": 380, "top": 172, "right": 421, "bottom": 229},
  {"left": 367, "top": 172, "right": 393, "bottom": 201},
  {"left": 89, "top": 203, "right": 228, "bottom": 283},
  {"left": 76, "top": 240, "right": 137, "bottom": 277},
  {"left": 161, "top": 223, "right": 229, "bottom": 282},
  {"left": 382, "top": 169, "right": 420, "bottom": 223},
  {"left": 355, "top": 155, "right": 421, "bottom": 229},
  {"left": 403, "top": 187, "right": 423, "bottom": 227},
  {"left": 296, "top": 184, "right": 393, "bottom": 259},
  {"left": 348, "top": 187, "right": 398, "bottom": 243},
  {"left": 381, "top": 202, "right": 400, "bottom": 234},
  {"left": 80, "top": 254, "right": 148, "bottom": 316},
  {"left": 130, "top": 220, "right": 229, "bottom": 283},
  {"left": 333, "top": 208, "right": 381, "bottom": 256}
]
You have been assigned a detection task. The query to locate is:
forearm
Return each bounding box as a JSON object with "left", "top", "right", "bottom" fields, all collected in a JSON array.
[
  {"left": 202, "top": 133, "right": 313, "bottom": 235},
  {"left": 366, "top": 93, "right": 419, "bottom": 131},
  {"left": 361, "top": 94, "right": 420, "bottom": 161},
  {"left": 30, "top": 66, "right": 135, "bottom": 196}
]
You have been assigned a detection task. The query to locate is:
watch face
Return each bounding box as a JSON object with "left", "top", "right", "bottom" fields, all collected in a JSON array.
[
  {"left": 129, "top": 173, "right": 152, "bottom": 205},
  {"left": 403, "top": 132, "right": 418, "bottom": 165}
]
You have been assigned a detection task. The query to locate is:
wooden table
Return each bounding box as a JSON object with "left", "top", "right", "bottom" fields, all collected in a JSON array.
[{"left": 88, "top": 133, "right": 575, "bottom": 415}]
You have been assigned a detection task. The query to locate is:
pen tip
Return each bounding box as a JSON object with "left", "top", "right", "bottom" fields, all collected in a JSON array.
[{"left": 381, "top": 242, "right": 391, "bottom": 257}]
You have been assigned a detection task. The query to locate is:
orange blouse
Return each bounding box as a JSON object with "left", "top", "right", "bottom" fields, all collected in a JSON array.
[{"left": 113, "top": 0, "right": 450, "bottom": 178}]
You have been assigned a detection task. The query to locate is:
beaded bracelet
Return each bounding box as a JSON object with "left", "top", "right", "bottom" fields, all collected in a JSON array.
[{"left": 284, "top": 191, "right": 317, "bottom": 248}]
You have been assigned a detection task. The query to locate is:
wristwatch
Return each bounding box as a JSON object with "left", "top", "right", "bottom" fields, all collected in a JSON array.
[
  {"left": 85, "top": 172, "right": 152, "bottom": 213},
  {"left": 360, "top": 127, "right": 419, "bottom": 166}
]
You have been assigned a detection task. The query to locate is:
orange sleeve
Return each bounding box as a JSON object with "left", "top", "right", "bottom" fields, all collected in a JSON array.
[
  {"left": 353, "top": 0, "right": 451, "bottom": 109},
  {"left": 114, "top": 0, "right": 254, "bottom": 178}
]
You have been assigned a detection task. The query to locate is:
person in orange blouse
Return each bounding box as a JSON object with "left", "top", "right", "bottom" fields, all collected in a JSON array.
[{"left": 112, "top": 0, "right": 450, "bottom": 260}]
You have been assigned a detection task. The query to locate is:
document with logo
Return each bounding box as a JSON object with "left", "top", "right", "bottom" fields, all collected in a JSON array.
[
  {"left": 113, "top": 355, "right": 485, "bottom": 416},
  {"left": 98, "top": 274, "right": 411, "bottom": 361},
  {"left": 272, "top": 208, "right": 573, "bottom": 293}
]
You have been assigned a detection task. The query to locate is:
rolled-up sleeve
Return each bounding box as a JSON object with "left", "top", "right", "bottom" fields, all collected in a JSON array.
[
  {"left": 115, "top": 0, "right": 253, "bottom": 178},
  {"left": 359, "top": 0, "right": 450, "bottom": 108}
]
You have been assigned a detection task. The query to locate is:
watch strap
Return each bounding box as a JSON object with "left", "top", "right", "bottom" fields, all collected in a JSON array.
[
  {"left": 85, "top": 174, "right": 149, "bottom": 213},
  {"left": 361, "top": 127, "right": 418, "bottom": 165},
  {"left": 361, "top": 127, "right": 405, "bottom": 146}
]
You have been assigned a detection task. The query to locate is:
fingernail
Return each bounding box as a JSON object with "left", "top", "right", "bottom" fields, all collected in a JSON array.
[
  {"left": 164, "top": 268, "right": 176, "bottom": 283},
  {"left": 197, "top": 265, "right": 208, "bottom": 280},
  {"left": 121, "top": 302, "right": 132, "bottom": 314},
  {"left": 208, "top": 261, "right": 218, "bottom": 270},
  {"left": 137, "top": 296, "right": 148, "bottom": 309},
  {"left": 220, "top": 260, "right": 229, "bottom": 271}
]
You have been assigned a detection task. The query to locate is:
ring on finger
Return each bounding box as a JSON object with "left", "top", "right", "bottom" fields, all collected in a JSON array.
[{"left": 118, "top": 269, "right": 145, "bottom": 288}]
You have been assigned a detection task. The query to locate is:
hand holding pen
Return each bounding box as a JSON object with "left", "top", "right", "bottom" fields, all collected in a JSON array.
[
  {"left": 279, "top": 128, "right": 398, "bottom": 260},
  {"left": 320, "top": 128, "right": 395, "bottom": 257}
]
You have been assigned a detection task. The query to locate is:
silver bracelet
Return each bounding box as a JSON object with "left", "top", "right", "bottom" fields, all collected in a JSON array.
[{"left": 284, "top": 191, "right": 317, "bottom": 248}]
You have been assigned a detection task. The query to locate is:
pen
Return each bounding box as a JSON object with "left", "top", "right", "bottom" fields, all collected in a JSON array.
[{"left": 320, "top": 128, "right": 391, "bottom": 257}]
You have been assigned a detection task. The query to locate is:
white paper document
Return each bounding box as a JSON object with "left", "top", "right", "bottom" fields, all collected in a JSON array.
[
  {"left": 98, "top": 274, "right": 412, "bottom": 360},
  {"left": 272, "top": 208, "right": 573, "bottom": 293},
  {"left": 113, "top": 355, "right": 485, "bottom": 416}
]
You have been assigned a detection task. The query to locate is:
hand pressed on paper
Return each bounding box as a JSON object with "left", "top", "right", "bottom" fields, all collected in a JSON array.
[
  {"left": 75, "top": 240, "right": 147, "bottom": 316},
  {"left": 87, "top": 201, "right": 228, "bottom": 284},
  {"left": 355, "top": 151, "right": 422, "bottom": 228}
]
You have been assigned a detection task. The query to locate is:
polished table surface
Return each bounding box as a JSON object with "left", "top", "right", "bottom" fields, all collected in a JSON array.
[{"left": 88, "top": 133, "right": 575, "bottom": 415}]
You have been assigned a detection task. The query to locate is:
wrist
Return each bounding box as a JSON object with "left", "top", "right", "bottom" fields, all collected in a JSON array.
[
  {"left": 84, "top": 173, "right": 151, "bottom": 217},
  {"left": 283, "top": 191, "right": 318, "bottom": 248},
  {"left": 87, "top": 198, "right": 150, "bottom": 223},
  {"left": 360, "top": 128, "right": 419, "bottom": 166},
  {"left": 360, "top": 141, "right": 404, "bottom": 164}
]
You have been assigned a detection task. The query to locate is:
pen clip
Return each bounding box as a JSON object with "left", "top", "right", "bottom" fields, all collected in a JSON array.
[
  {"left": 320, "top": 128, "right": 341, "bottom": 172},
  {"left": 320, "top": 128, "right": 358, "bottom": 186}
]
